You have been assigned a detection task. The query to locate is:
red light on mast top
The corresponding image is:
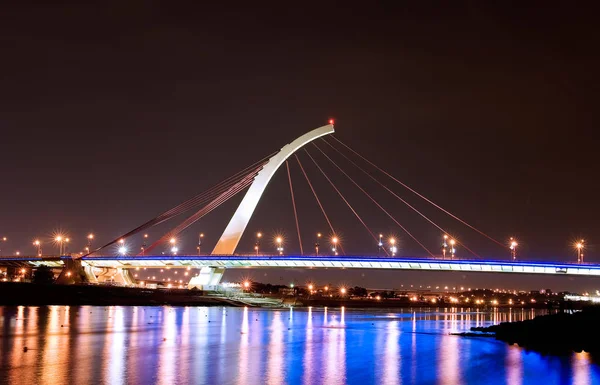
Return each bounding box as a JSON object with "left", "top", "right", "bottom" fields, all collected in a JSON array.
[{"left": 329, "top": 119, "right": 334, "bottom": 125}]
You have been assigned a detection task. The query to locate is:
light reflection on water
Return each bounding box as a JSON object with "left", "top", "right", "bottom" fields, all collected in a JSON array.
[{"left": 0, "top": 306, "right": 599, "bottom": 385}]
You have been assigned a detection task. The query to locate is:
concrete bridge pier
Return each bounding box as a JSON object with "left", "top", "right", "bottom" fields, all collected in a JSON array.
[
  {"left": 55, "top": 258, "right": 87, "bottom": 284},
  {"left": 188, "top": 266, "right": 226, "bottom": 290}
]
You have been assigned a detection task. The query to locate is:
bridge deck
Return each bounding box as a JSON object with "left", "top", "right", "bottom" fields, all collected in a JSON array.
[{"left": 2, "top": 255, "right": 599, "bottom": 276}]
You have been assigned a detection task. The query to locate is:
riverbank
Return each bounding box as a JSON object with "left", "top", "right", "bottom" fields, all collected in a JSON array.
[
  {"left": 466, "top": 307, "right": 600, "bottom": 355},
  {"left": 0, "top": 282, "right": 240, "bottom": 306}
]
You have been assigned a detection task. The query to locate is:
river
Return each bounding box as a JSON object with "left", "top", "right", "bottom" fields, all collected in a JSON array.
[{"left": 0, "top": 306, "right": 598, "bottom": 384}]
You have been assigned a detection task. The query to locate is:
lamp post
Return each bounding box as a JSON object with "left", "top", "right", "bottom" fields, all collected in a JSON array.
[
  {"left": 169, "top": 237, "right": 177, "bottom": 255},
  {"left": 197, "top": 232, "right": 204, "bottom": 255},
  {"left": 33, "top": 240, "right": 42, "bottom": 256},
  {"left": 389, "top": 237, "right": 397, "bottom": 257},
  {"left": 276, "top": 236, "right": 283, "bottom": 255},
  {"left": 576, "top": 240, "right": 584, "bottom": 264},
  {"left": 55, "top": 236, "right": 64, "bottom": 255},
  {"left": 442, "top": 235, "right": 448, "bottom": 259},
  {"left": 378, "top": 234, "right": 383, "bottom": 255},
  {"left": 141, "top": 234, "right": 148, "bottom": 255},
  {"left": 509, "top": 237, "right": 518, "bottom": 261},
  {"left": 449, "top": 239, "right": 456, "bottom": 259},
  {"left": 87, "top": 233, "right": 94, "bottom": 251},
  {"left": 1, "top": 236, "right": 7, "bottom": 256},
  {"left": 331, "top": 236, "right": 338, "bottom": 256},
  {"left": 255, "top": 232, "right": 262, "bottom": 256},
  {"left": 315, "top": 233, "right": 321, "bottom": 255}
]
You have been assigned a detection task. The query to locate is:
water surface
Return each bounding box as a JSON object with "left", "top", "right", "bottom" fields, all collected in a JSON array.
[{"left": 1, "top": 306, "right": 598, "bottom": 384}]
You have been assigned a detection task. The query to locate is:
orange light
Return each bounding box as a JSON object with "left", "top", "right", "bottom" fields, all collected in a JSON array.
[{"left": 329, "top": 119, "right": 334, "bottom": 125}]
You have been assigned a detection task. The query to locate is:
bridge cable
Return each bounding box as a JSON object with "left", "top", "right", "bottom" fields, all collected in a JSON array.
[
  {"left": 286, "top": 160, "right": 304, "bottom": 255},
  {"left": 294, "top": 154, "right": 345, "bottom": 255},
  {"left": 310, "top": 143, "right": 436, "bottom": 258},
  {"left": 318, "top": 139, "right": 482, "bottom": 258},
  {"left": 84, "top": 153, "right": 273, "bottom": 257},
  {"left": 328, "top": 136, "right": 507, "bottom": 249},
  {"left": 143, "top": 173, "right": 257, "bottom": 254},
  {"left": 302, "top": 148, "right": 389, "bottom": 256}
]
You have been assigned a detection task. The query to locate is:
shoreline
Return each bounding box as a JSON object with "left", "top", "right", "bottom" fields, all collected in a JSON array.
[{"left": 459, "top": 307, "right": 600, "bottom": 355}]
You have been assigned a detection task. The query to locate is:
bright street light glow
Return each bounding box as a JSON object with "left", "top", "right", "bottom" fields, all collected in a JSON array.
[{"left": 118, "top": 246, "right": 127, "bottom": 255}]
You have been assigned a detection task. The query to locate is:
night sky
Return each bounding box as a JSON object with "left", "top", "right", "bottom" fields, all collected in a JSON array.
[{"left": 1, "top": 3, "right": 598, "bottom": 290}]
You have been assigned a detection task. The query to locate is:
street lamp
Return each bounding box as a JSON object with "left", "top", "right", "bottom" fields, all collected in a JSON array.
[
  {"left": 276, "top": 236, "right": 283, "bottom": 255},
  {"left": 55, "top": 235, "right": 64, "bottom": 255},
  {"left": 315, "top": 233, "right": 322, "bottom": 255},
  {"left": 576, "top": 240, "right": 585, "bottom": 263},
  {"left": 118, "top": 245, "right": 127, "bottom": 256},
  {"left": 389, "top": 237, "right": 397, "bottom": 256},
  {"left": 1, "top": 236, "right": 7, "bottom": 256},
  {"left": 255, "top": 232, "right": 262, "bottom": 256},
  {"left": 198, "top": 232, "right": 204, "bottom": 255},
  {"left": 378, "top": 234, "right": 383, "bottom": 255},
  {"left": 509, "top": 237, "right": 518, "bottom": 261},
  {"left": 449, "top": 239, "right": 456, "bottom": 259},
  {"left": 141, "top": 233, "right": 148, "bottom": 255},
  {"left": 171, "top": 246, "right": 179, "bottom": 255},
  {"left": 442, "top": 235, "right": 448, "bottom": 259},
  {"left": 87, "top": 233, "right": 94, "bottom": 250},
  {"left": 33, "top": 240, "right": 42, "bottom": 256},
  {"left": 331, "top": 236, "right": 338, "bottom": 256}
]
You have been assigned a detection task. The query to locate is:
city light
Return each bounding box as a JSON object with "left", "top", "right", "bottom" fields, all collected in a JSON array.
[
  {"left": 510, "top": 237, "right": 518, "bottom": 260},
  {"left": 331, "top": 236, "right": 338, "bottom": 255},
  {"left": 389, "top": 237, "right": 397, "bottom": 256},
  {"left": 314, "top": 232, "right": 322, "bottom": 255},
  {"left": 308, "top": 284, "right": 314, "bottom": 291},
  {"left": 169, "top": 237, "right": 176, "bottom": 244},
  {"left": 449, "top": 239, "right": 456, "bottom": 259},
  {"left": 118, "top": 246, "right": 127, "bottom": 255},
  {"left": 255, "top": 232, "right": 262, "bottom": 255},
  {"left": 575, "top": 240, "right": 585, "bottom": 263},
  {"left": 442, "top": 234, "right": 448, "bottom": 259},
  {"left": 276, "top": 236, "right": 283, "bottom": 255},
  {"left": 243, "top": 281, "right": 250, "bottom": 288},
  {"left": 340, "top": 287, "right": 347, "bottom": 295}
]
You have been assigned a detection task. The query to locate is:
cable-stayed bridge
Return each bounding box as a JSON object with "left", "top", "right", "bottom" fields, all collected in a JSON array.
[{"left": 1, "top": 122, "right": 597, "bottom": 288}]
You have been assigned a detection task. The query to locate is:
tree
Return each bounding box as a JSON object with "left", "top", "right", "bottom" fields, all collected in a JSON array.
[
  {"left": 349, "top": 286, "right": 368, "bottom": 297},
  {"left": 32, "top": 266, "right": 55, "bottom": 284}
]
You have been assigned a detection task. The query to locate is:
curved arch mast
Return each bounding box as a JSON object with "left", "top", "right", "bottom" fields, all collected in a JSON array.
[{"left": 211, "top": 123, "right": 335, "bottom": 255}]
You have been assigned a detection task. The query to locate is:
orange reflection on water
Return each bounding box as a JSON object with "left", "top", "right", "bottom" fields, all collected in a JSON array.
[
  {"left": 237, "top": 307, "right": 250, "bottom": 385},
  {"left": 572, "top": 352, "right": 591, "bottom": 385},
  {"left": 40, "top": 306, "right": 68, "bottom": 384},
  {"left": 505, "top": 344, "right": 522, "bottom": 385},
  {"left": 382, "top": 320, "right": 400, "bottom": 385},
  {"left": 266, "top": 311, "right": 285, "bottom": 385},
  {"left": 303, "top": 307, "right": 314, "bottom": 385},
  {"left": 437, "top": 332, "right": 461, "bottom": 385},
  {"left": 323, "top": 309, "right": 346, "bottom": 385},
  {"left": 157, "top": 308, "right": 178, "bottom": 385}
]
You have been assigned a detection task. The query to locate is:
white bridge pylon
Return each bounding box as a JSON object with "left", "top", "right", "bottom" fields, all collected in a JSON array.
[{"left": 211, "top": 123, "right": 335, "bottom": 255}]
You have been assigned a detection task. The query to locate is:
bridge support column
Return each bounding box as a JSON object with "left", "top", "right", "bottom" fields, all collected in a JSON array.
[
  {"left": 55, "top": 258, "right": 87, "bottom": 284},
  {"left": 188, "top": 267, "right": 225, "bottom": 290}
]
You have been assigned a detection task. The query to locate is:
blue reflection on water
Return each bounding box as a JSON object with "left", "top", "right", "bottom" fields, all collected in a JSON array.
[{"left": 0, "top": 306, "right": 599, "bottom": 384}]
